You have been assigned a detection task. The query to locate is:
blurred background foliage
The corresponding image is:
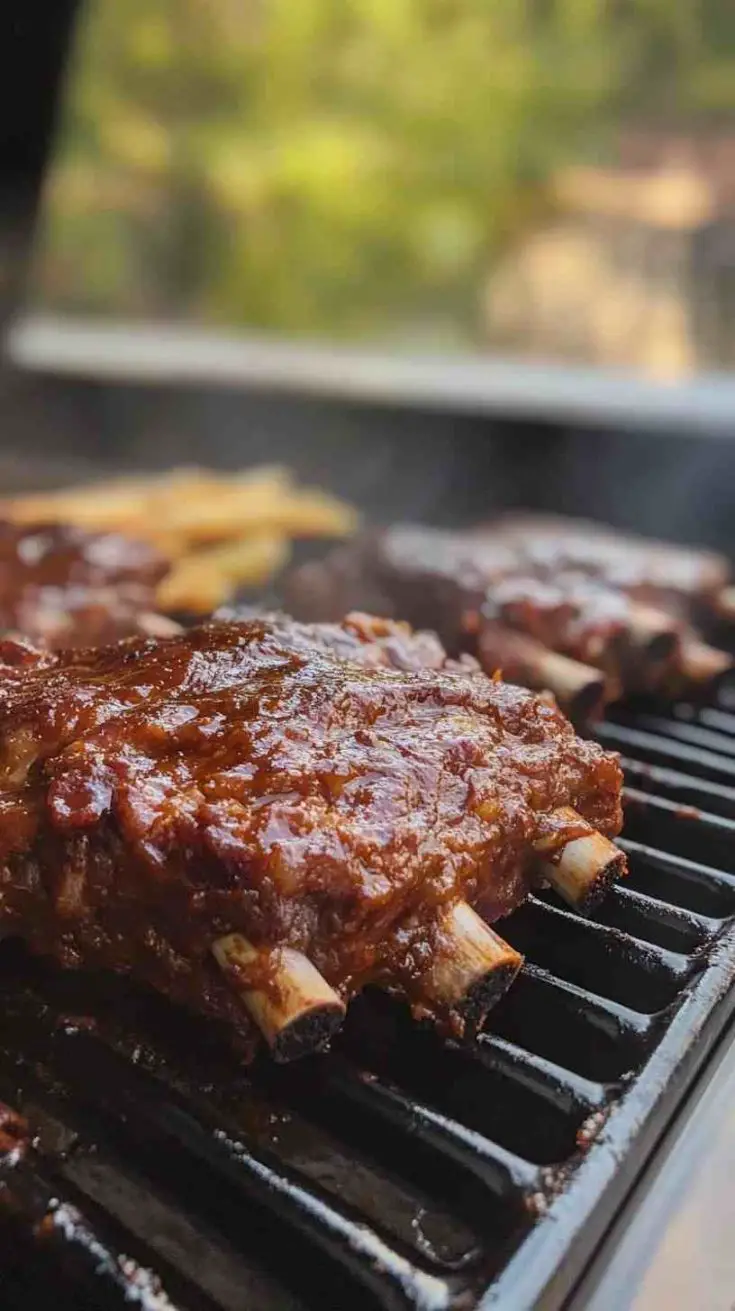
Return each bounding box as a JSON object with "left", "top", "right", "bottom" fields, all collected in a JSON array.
[{"left": 31, "top": 0, "right": 735, "bottom": 347}]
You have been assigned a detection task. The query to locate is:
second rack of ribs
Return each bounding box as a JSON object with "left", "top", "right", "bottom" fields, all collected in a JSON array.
[
  {"left": 284, "top": 525, "right": 733, "bottom": 714},
  {"left": 0, "top": 614, "right": 623, "bottom": 1059}
]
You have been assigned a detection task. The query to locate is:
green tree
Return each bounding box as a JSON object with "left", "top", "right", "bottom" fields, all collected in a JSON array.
[{"left": 32, "top": 0, "right": 735, "bottom": 344}]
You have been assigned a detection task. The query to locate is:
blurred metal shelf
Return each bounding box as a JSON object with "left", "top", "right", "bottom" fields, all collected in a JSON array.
[{"left": 8, "top": 313, "right": 735, "bottom": 437}]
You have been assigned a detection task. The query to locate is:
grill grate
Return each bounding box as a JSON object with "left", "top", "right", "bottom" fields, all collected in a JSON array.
[{"left": 2, "top": 691, "right": 735, "bottom": 1310}]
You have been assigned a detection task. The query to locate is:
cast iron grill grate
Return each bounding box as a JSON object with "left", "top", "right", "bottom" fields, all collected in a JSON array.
[{"left": 2, "top": 691, "right": 735, "bottom": 1311}]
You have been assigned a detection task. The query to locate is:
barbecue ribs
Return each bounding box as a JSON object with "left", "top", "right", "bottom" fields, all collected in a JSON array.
[
  {"left": 490, "top": 514, "right": 730, "bottom": 618},
  {"left": 285, "top": 521, "right": 733, "bottom": 714},
  {"left": 0, "top": 521, "right": 176, "bottom": 647},
  {"left": 0, "top": 614, "right": 623, "bottom": 1059}
]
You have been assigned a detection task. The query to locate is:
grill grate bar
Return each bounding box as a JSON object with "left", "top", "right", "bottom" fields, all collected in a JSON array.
[
  {"left": 665, "top": 701, "right": 735, "bottom": 737},
  {"left": 502, "top": 896, "right": 695, "bottom": 1012},
  {"left": 25, "top": 1029, "right": 456, "bottom": 1311},
  {"left": 620, "top": 755, "right": 735, "bottom": 820},
  {"left": 508, "top": 964, "right": 658, "bottom": 1040},
  {"left": 491, "top": 964, "right": 660, "bottom": 1084},
  {"left": 624, "top": 784, "right": 735, "bottom": 835},
  {"left": 620, "top": 835, "right": 735, "bottom": 891},
  {"left": 597, "top": 721, "right": 735, "bottom": 785},
  {"left": 60, "top": 1146, "right": 295, "bottom": 1311},
  {"left": 618, "top": 836, "right": 735, "bottom": 917},
  {"left": 291, "top": 1061, "right": 543, "bottom": 1201},
  {"left": 613, "top": 711, "right": 735, "bottom": 760},
  {"left": 685, "top": 704, "right": 735, "bottom": 736},
  {"left": 0, "top": 1148, "right": 198, "bottom": 1311},
  {"left": 623, "top": 784, "right": 735, "bottom": 871},
  {"left": 474, "top": 1033, "right": 607, "bottom": 1115},
  {"left": 586, "top": 882, "right": 716, "bottom": 953}
]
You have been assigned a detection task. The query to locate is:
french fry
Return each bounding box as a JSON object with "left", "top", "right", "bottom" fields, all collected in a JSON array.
[
  {"left": 156, "top": 564, "right": 232, "bottom": 615},
  {"left": 0, "top": 466, "right": 359, "bottom": 546},
  {"left": 0, "top": 476, "right": 155, "bottom": 529},
  {"left": 183, "top": 483, "right": 357, "bottom": 542},
  {"left": 132, "top": 472, "right": 357, "bottom": 545},
  {"left": 0, "top": 466, "right": 291, "bottom": 536},
  {"left": 266, "top": 486, "right": 362, "bottom": 539},
  {"left": 0, "top": 465, "right": 358, "bottom": 620},
  {"left": 164, "top": 484, "right": 360, "bottom": 544},
  {"left": 160, "top": 467, "right": 295, "bottom": 541},
  {"left": 0, "top": 467, "right": 220, "bottom": 533},
  {"left": 156, "top": 534, "right": 291, "bottom": 613}
]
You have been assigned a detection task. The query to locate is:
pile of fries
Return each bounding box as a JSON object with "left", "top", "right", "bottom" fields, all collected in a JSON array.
[{"left": 0, "top": 465, "right": 359, "bottom": 614}]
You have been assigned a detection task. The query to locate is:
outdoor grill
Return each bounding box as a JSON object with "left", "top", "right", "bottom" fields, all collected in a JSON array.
[
  {"left": 0, "top": 372, "right": 729, "bottom": 1310},
  {"left": 0, "top": 675, "right": 733, "bottom": 1311},
  {"left": 2, "top": 3, "right": 735, "bottom": 1300}
]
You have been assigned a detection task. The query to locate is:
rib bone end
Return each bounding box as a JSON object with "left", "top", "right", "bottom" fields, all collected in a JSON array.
[
  {"left": 716, "top": 586, "right": 735, "bottom": 623},
  {"left": 533, "top": 649, "right": 612, "bottom": 721},
  {"left": 679, "top": 640, "right": 733, "bottom": 687},
  {"left": 213, "top": 935, "right": 346, "bottom": 1062},
  {"left": 540, "top": 825, "right": 625, "bottom": 914},
  {"left": 626, "top": 605, "right": 680, "bottom": 666},
  {"left": 418, "top": 901, "right": 523, "bottom": 1035}
]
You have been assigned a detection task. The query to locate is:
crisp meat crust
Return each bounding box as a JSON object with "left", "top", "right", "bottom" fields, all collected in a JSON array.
[
  {"left": 0, "top": 521, "right": 169, "bottom": 647},
  {"left": 0, "top": 616, "right": 622, "bottom": 1045}
]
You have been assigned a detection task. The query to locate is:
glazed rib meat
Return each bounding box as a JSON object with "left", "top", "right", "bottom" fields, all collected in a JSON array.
[
  {"left": 490, "top": 514, "right": 730, "bottom": 619},
  {"left": 285, "top": 521, "right": 733, "bottom": 715},
  {"left": 0, "top": 520, "right": 175, "bottom": 647},
  {"left": 0, "top": 614, "right": 623, "bottom": 1058},
  {"left": 285, "top": 529, "right": 629, "bottom": 714},
  {"left": 475, "top": 516, "right": 734, "bottom": 696}
]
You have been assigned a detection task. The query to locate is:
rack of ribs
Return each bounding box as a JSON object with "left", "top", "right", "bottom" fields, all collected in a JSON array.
[
  {"left": 0, "top": 521, "right": 178, "bottom": 647},
  {"left": 489, "top": 514, "right": 734, "bottom": 692},
  {"left": 284, "top": 519, "right": 734, "bottom": 717},
  {"left": 0, "top": 613, "right": 624, "bottom": 1062}
]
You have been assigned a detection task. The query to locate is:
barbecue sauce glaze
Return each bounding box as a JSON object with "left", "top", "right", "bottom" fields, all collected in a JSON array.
[
  {"left": 0, "top": 615, "right": 622, "bottom": 1053},
  {"left": 0, "top": 520, "right": 169, "bottom": 647}
]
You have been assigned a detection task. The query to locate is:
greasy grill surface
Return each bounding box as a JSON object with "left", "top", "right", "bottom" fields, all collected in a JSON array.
[{"left": 1, "top": 690, "right": 735, "bottom": 1310}]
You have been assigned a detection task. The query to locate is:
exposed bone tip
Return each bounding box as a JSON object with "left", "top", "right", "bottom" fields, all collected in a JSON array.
[
  {"left": 269, "top": 1001, "right": 347, "bottom": 1063},
  {"left": 213, "top": 935, "right": 346, "bottom": 1062},
  {"left": 479, "top": 623, "right": 612, "bottom": 720},
  {"left": 679, "top": 640, "right": 733, "bottom": 687},
  {"left": 571, "top": 842, "right": 626, "bottom": 914},
  {"left": 416, "top": 900, "right": 523, "bottom": 1035},
  {"left": 457, "top": 956, "right": 524, "bottom": 1034},
  {"left": 137, "top": 611, "right": 185, "bottom": 638},
  {"left": 716, "top": 586, "right": 735, "bottom": 623},
  {"left": 626, "top": 605, "right": 680, "bottom": 663},
  {"left": 567, "top": 670, "right": 611, "bottom": 722},
  {"left": 536, "top": 809, "right": 626, "bottom": 914},
  {"left": 537, "top": 649, "right": 613, "bottom": 721}
]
